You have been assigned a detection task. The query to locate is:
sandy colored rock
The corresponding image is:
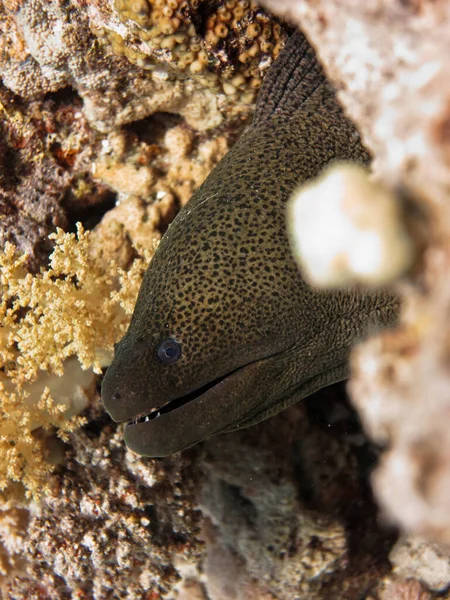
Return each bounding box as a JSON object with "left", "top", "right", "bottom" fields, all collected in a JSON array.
[
  {"left": 0, "top": 87, "right": 69, "bottom": 269},
  {"left": 390, "top": 536, "right": 450, "bottom": 593},
  {"left": 380, "top": 578, "right": 432, "bottom": 600}
]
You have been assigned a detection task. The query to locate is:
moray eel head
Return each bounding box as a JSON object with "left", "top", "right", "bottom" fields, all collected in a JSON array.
[
  {"left": 100, "top": 155, "right": 358, "bottom": 458},
  {"left": 101, "top": 205, "right": 332, "bottom": 457},
  {"left": 101, "top": 30, "right": 397, "bottom": 457}
]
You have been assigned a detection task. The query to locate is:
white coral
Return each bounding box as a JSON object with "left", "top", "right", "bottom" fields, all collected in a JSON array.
[{"left": 286, "top": 163, "right": 414, "bottom": 287}]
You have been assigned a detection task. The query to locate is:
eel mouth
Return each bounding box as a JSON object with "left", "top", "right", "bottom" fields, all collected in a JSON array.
[
  {"left": 122, "top": 352, "right": 349, "bottom": 458},
  {"left": 122, "top": 357, "right": 269, "bottom": 457},
  {"left": 126, "top": 370, "right": 231, "bottom": 427}
]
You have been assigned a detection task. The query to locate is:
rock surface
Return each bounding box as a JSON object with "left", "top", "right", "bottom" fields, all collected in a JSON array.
[
  {"left": 259, "top": 0, "right": 450, "bottom": 554},
  {"left": 2, "top": 386, "right": 408, "bottom": 599}
]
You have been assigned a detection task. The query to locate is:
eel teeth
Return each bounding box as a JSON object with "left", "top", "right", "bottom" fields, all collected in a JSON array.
[{"left": 131, "top": 407, "right": 164, "bottom": 425}]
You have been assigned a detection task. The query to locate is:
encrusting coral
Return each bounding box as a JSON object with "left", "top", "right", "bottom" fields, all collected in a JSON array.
[
  {"left": 108, "top": 0, "right": 287, "bottom": 103},
  {"left": 0, "top": 86, "right": 70, "bottom": 269},
  {"left": 0, "top": 81, "right": 233, "bottom": 271},
  {"left": 92, "top": 117, "right": 231, "bottom": 212},
  {"left": 0, "top": 0, "right": 287, "bottom": 132},
  {"left": 0, "top": 388, "right": 401, "bottom": 599},
  {"left": 0, "top": 224, "right": 151, "bottom": 499},
  {"left": 0, "top": 401, "right": 204, "bottom": 599}
]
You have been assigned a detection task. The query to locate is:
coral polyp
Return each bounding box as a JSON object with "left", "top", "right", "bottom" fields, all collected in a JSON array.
[{"left": 110, "top": 0, "right": 288, "bottom": 103}]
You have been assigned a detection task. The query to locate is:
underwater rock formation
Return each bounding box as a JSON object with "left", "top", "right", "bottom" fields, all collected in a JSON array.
[
  {"left": 1, "top": 403, "right": 204, "bottom": 599},
  {"left": 1, "top": 389, "right": 405, "bottom": 599},
  {"left": 1, "top": 0, "right": 281, "bottom": 268},
  {"left": 2, "top": 0, "right": 450, "bottom": 597},
  {"left": 0, "top": 0, "right": 288, "bottom": 131},
  {"left": 260, "top": 0, "right": 450, "bottom": 551},
  {"left": 108, "top": 0, "right": 287, "bottom": 103},
  {"left": 0, "top": 86, "right": 70, "bottom": 269}
]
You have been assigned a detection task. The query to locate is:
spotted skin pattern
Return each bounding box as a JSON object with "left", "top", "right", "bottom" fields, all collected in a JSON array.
[{"left": 102, "top": 31, "right": 398, "bottom": 456}]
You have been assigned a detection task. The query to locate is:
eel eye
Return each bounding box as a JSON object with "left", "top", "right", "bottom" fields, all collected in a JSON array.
[{"left": 157, "top": 338, "right": 181, "bottom": 364}]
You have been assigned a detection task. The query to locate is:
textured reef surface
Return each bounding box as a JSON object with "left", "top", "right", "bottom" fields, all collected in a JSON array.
[
  {"left": 261, "top": 0, "right": 450, "bottom": 553},
  {"left": 1, "top": 0, "right": 450, "bottom": 598}
]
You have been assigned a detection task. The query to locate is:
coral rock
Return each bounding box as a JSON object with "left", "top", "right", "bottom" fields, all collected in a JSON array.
[
  {"left": 259, "top": 0, "right": 450, "bottom": 556},
  {"left": 390, "top": 535, "right": 450, "bottom": 593},
  {"left": 287, "top": 163, "right": 414, "bottom": 288}
]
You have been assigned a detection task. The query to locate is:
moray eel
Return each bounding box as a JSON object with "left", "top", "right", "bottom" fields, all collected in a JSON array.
[{"left": 102, "top": 31, "right": 398, "bottom": 457}]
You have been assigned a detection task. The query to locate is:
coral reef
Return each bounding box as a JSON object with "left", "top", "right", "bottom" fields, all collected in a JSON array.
[
  {"left": 0, "top": 0, "right": 254, "bottom": 585},
  {"left": 0, "top": 26, "right": 235, "bottom": 498},
  {"left": 0, "top": 82, "right": 114, "bottom": 271},
  {"left": 92, "top": 115, "right": 230, "bottom": 211},
  {"left": 0, "top": 224, "right": 151, "bottom": 497},
  {"left": 0, "top": 0, "right": 263, "bottom": 274},
  {"left": 1, "top": 402, "right": 203, "bottom": 599},
  {"left": 0, "top": 86, "right": 69, "bottom": 269},
  {"left": 258, "top": 0, "right": 450, "bottom": 552},
  {"left": 1, "top": 386, "right": 405, "bottom": 599},
  {"left": 0, "top": 64, "right": 234, "bottom": 272},
  {"left": 0, "top": 0, "right": 287, "bottom": 131},
  {"left": 3, "top": 0, "right": 450, "bottom": 597},
  {"left": 108, "top": 0, "right": 287, "bottom": 103},
  {"left": 1, "top": 0, "right": 215, "bottom": 131}
]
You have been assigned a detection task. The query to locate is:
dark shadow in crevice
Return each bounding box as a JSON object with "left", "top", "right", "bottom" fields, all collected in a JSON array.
[
  {"left": 61, "top": 185, "right": 118, "bottom": 232},
  {"left": 124, "top": 111, "right": 184, "bottom": 146}
]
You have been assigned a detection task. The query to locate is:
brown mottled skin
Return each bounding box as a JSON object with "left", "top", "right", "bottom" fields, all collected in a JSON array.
[{"left": 102, "top": 31, "right": 398, "bottom": 456}]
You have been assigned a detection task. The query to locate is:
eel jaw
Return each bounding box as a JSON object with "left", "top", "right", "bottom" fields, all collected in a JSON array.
[
  {"left": 122, "top": 353, "right": 350, "bottom": 458},
  {"left": 123, "top": 359, "right": 268, "bottom": 458},
  {"left": 126, "top": 371, "right": 231, "bottom": 427}
]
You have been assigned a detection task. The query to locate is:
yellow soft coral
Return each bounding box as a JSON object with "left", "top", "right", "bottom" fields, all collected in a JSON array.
[{"left": 0, "top": 223, "right": 152, "bottom": 498}]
